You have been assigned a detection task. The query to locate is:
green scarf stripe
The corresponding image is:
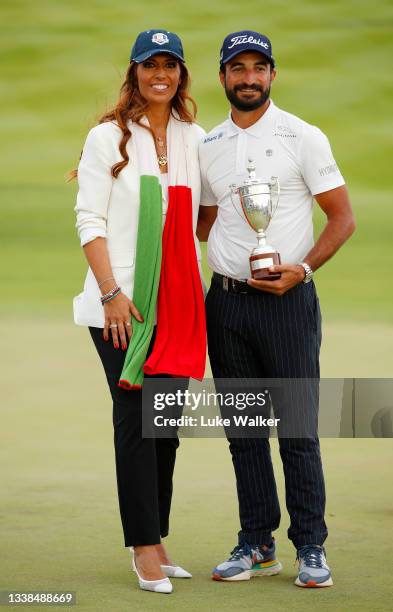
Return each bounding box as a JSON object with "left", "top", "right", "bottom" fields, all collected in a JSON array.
[{"left": 119, "top": 175, "right": 162, "bottom": 388}]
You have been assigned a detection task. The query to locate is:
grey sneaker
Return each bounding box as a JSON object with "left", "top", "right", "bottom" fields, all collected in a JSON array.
[
  {"left": 295, "top": 545, "right": 333, "bottom": 587},
  {"left": 212, "top": 541, "right": 282, "bottom": 582}
]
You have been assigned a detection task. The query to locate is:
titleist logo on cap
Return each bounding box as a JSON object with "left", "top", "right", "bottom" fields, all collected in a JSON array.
[{"left": 228, "top": 35, "right": 270, "bottom": 50}]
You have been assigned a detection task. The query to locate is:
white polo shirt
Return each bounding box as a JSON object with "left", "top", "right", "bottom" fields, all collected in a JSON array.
[{"left": 199, "top": 100, "right": 345, "bottom": 279}]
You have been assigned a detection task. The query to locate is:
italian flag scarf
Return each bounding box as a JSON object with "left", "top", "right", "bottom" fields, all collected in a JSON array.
[{"left": 119, "top": 116, "right": 206, "bottom": 389}]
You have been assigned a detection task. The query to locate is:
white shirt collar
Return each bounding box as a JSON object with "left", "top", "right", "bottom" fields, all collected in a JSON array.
[{"left": 227, "top": 100, "right": 277, "bottom": 138}]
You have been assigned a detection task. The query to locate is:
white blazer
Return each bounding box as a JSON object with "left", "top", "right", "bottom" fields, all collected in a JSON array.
[{"left": 73, "top": 119, "right": 206, "bottom": 328}]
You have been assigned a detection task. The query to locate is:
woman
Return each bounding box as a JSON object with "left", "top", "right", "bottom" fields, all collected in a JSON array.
[{"left": 73, "top": 29, "right": 206, "bottom": 594}]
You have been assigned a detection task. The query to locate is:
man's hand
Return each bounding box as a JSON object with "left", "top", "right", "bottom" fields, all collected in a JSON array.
[{"left": 247, "top": 264, "right": 305, "bottom": 295}]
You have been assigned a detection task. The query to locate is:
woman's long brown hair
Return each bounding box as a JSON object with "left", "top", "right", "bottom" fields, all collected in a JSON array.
[{"left": 69, "top": 60, "right": 197, "bottom": 180}]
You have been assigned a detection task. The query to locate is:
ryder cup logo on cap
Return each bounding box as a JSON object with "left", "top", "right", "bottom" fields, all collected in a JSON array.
[
  {"left": 220, "top": 30, "right": 275, "bottom": 68},
  {"left": 152, "top": 32, "right": 169, "bottom": 45},
  {"left": 130, "top": 29, "right": 185, "bottom": 63}
]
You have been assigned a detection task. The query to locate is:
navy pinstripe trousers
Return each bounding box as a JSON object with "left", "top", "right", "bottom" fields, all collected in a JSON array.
[{"left": 206, "top": 278, "right": 328, "bottom": 549}]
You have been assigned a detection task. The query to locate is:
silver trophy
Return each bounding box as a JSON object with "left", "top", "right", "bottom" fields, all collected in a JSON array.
[{"left": 230, "top": 159, "right": 281, "bottom": 280}]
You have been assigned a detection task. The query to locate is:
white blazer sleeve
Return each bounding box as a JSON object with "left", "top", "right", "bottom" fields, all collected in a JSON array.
[{"left": 74, "top": 125, "right": 114, "bottom": 246}]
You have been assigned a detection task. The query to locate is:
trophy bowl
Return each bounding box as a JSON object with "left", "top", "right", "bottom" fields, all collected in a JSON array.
[{"left": 231, "top": 159, "right": 281, "bottom": 280}]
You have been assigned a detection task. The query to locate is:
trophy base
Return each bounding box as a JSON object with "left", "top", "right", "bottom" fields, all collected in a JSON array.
[{"left": 250, "top": 252, "right": 281, "bottom": 280}]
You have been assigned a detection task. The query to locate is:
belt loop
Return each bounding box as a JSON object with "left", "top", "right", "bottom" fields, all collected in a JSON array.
[{"left": 223, "top": 276, "right": 228, "bottom": 291}]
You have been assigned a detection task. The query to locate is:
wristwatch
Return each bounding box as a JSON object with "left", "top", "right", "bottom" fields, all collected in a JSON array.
[{"left": 299, "top": 262, "right": 313, "bottom": 284}]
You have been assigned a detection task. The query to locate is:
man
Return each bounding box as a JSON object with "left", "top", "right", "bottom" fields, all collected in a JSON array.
[{"left": 198, "top": 30, "right": 355, "bottom": 588}]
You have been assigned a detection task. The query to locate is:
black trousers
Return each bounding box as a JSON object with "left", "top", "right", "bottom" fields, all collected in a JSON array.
[
  {"left": 205, "top": 278, "right": 328, "bottom": 549},
  {"left": 89, "top": 327, "right": 179, "bottom": 547}
]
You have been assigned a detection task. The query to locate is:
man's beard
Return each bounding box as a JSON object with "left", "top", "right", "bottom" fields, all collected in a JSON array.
[{"left": 225, "top": 82, "right": 271, "bottom": 111}]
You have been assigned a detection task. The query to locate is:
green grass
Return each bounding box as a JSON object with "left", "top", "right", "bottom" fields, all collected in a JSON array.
[
  {"left": 1, "top": 319, "right": 392, "bottom": 611},
  {"left": 1, "top": 0, "right": 393, "bottom": 324},
  {"left": 1, "top": 4, "right": 392, "bottom": 610},
  {"left": 1, "top": 183, "right": 392, "bottom": 322}
]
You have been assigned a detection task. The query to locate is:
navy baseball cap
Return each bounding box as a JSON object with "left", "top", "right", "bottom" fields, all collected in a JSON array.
[
  {"left": 220, "top": 30, "right": 275, "bottom": 68},
  {"left": 130, "top": 29, "right": 185, "bottom": 63}
]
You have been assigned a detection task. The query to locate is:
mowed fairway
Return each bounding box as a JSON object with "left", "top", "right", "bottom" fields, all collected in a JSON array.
[
  {"left": 1, "top": 320, "right": 392, "bottom": 611},
  {"left": 1, "top": 1, "right": 393, "bottom": 611},
  {"left": 1, "top": 320, "right": 393, "bottom": 611}
]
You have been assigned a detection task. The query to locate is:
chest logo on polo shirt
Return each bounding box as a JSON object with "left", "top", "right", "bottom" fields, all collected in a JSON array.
[
  {"left": 265, "top": 149, "right": 273, "bottom": 156},
  {"left": 203, "top": 131, "right": 224, "bottom": 144},
  {"left": 274, "top": 125, "right": 296, "bottom": 138}
]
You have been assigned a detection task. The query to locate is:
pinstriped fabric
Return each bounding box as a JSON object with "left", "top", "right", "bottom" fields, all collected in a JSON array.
[{"left": 205, "top": 280, "right": 327, "bottom": 548}]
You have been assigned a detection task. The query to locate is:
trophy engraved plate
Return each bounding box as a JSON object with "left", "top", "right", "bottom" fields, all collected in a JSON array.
[{"left": 230, "top": 159, "right": 281, "bottom": 280}]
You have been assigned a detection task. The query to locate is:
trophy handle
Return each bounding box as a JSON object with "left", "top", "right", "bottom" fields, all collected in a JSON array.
[
  {"left": 269, "top": 176, "right": 280, "bottom": 219},
  {"left": 229, "top": 184, "right": 250, "bottom": 226}
]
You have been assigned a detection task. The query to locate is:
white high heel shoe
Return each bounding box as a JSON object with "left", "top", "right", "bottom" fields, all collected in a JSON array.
[
  {"left": 131, "top": 554, "right": 173, "bottom": 594},
  {"left": 161, "top": 565, "right": 192, "bottom": 578}
]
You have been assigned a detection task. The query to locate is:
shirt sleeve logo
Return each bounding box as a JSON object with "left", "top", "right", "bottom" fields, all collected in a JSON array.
[{"left": 319, "top": 163, "right": 338, "bottom": 176}]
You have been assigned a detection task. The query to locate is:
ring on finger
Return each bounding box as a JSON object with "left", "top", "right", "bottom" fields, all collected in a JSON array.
[
  {"left": 110, "top": 324, "right": 118, "bottom": 329},
  {"left": 125, "top": 322, "right": 131, "bottom": 327}
]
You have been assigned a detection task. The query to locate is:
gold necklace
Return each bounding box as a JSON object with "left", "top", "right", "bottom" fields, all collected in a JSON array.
[{"left": 156, "top": 135, "right": 168, "bottom": 167}]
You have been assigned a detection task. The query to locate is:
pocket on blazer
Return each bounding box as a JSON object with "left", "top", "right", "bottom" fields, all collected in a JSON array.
[{"left": 109, "top": 249, "right": 135, "bottom": 268}]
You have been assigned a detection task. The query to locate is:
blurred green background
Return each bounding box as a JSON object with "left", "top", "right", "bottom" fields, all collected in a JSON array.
[
  {"left": 1, "top": 0, "right": 393, "bottom": 327},
  {"left": 1, "top": 1, "right": 392, "bottom": 611}
]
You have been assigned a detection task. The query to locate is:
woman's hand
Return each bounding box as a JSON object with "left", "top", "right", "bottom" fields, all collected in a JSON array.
[{"left": 103, "top": 293, "right": 144, "bottom": 350}]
